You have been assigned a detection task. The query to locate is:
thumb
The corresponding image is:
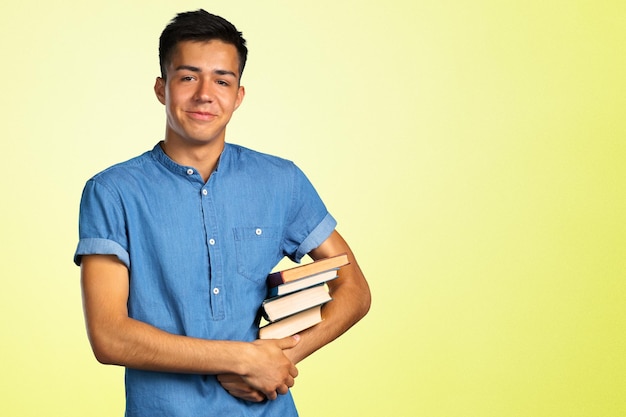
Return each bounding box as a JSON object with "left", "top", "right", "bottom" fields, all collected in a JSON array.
[{"left": 277, "top": 334, "right": 301, "bottom": 349}]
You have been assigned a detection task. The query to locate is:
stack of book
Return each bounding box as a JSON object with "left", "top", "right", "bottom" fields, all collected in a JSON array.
[{"left": 258, "top": 253, "right": 350, "bottom": 339}]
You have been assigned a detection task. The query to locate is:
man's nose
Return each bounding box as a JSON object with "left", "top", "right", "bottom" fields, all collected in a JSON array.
[{"left": 194, "top": 79, "right": 214, "bottom": 102}]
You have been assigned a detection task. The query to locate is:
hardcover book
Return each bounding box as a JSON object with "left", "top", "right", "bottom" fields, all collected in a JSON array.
[
  {"left": 262, "top": 284, "right": 332, "bottom": 322},
  {"left": 259, "top": 305, "right": 323, "bottom": 339}
]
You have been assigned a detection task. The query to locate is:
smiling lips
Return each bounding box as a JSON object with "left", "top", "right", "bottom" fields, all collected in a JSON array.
[{"left": 187, "top": 110, "right": 217, "bottom": 121}]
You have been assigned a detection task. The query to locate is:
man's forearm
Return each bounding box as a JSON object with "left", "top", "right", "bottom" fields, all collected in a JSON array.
[
  {"left": 88, "top": 314, "right": 248, "bottom": 374},
  {"left": 81, "top": 254, "right": 300, "bottom": 399},
  {"left": 285, "top": 231, "right": 372, "bottom": 364},
  {"left": 285, "top": 261, "right": 371, "bottom": 364},
  {"left": 88, "top": 314, "right": 299, "bottom": 399}
]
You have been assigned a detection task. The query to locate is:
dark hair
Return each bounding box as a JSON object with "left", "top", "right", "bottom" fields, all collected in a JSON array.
[{"left": 159, "top": 9, "right": 248, "bottom": 80}]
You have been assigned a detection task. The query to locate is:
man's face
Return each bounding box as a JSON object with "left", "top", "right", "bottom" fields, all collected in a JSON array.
[{"left": 155, "top": 40, "right": 245, "bottom": 147}]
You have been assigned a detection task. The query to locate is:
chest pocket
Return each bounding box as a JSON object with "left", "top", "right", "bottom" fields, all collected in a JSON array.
[{"left": 233, "top": 226, "right": 282, "bottom": 283}]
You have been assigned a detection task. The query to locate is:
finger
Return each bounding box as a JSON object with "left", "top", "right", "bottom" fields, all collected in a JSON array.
[
  {"left": 276, "top": 334, "right": 301, "bottom": 350},
  {"left": 277, "top": 375, "right": 296, "bottom": 395},
  {"left": 220, "top": 381, "right": 246, "bottom": 392},
  {"left": 230, "top": 388, "right": 265, "bottom": 402},
  {"left": 219, "top": 381, "right": 266, "bottom": 402},
  {"left": 290, "top": 364, "right": 299, "bottom": 378},
  {"left": 265, "top": 390, "right": 278, "bottom": 401},
  {"left": 216, "top": 373, "right": 239, "bottom": 383}
]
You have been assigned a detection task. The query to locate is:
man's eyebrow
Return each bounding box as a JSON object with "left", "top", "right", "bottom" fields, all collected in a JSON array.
[
  {"left": 174, "top": 65, "right": 201, "bottom": 73},
  {"left": 214, "top": 69, "right": 238, "bottom": 78},
  {"left": 174, "top": 66, "right": 237, "bottom": 78}
]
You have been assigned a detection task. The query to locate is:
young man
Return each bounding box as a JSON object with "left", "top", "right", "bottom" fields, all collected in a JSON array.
[{"left": 74, "top": 9, "right": 370, "bottom": 417}]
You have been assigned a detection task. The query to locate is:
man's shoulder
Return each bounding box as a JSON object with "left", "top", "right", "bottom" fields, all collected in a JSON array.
[
  {"left": 225, "top": 143, "right": 295, "bottom": 171},
  {"left": 88, "top": 149, "right": 154, "bottom": 185}
]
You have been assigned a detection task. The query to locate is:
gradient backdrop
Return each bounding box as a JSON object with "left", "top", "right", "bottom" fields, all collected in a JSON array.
[{"left": 1, "top": 1, "right": 624, "bottom": 416}]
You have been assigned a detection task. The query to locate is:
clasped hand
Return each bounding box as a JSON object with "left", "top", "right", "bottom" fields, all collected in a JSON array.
[{"left": 218, "top": 335, "right": 300, "bottom": 402}]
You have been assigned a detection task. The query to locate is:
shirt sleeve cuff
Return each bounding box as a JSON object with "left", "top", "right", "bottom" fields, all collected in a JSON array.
[
  {"left": 294, "top": 212, "right": 337, "bottom": 263},
  {"left": 74, "top": 238, "right": 130, "bottom": 268}
]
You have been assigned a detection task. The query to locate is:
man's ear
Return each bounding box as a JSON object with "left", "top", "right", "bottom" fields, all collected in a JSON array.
[
  {"left": 234, "top": 85, "right": 245, "bottom": 111},
  {"left": 154, "top": 77, "right": 166, "bottom": 105}
]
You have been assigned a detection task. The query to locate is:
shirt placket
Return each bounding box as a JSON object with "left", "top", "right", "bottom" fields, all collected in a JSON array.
[{"left": 199, "top": 179, "right": 225, "bottom": 321}]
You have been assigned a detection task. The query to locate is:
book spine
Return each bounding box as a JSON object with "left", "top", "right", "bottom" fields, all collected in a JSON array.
[
  {"left": 267, "top": 271, "right": 285, "bottom": 289},
  {"left": 262, "top": 297, "right": 332, "bottom": 323},
  {"left": 267, "top": 273, "right": 338, "bottom": 297},
  {"left": 267, "top": 285, "right": 281, "bottom": 298}
]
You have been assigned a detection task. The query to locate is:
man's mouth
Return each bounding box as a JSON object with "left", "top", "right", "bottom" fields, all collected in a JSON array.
[{"left": 187, "top": 111, "right": 217, "bottom": 121}]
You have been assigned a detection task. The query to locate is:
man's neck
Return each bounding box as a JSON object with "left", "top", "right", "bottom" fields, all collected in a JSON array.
[{"left": 161, "top": 139, "right": 224, "bottom": 182}]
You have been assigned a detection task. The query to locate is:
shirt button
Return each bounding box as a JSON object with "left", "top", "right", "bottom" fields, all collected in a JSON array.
[
  {"left": 213, "top": 287, "right": 220, "bottom": 295},
  {"left": 209, "top": 238, "right": 216, "bottom": 245},
  {"left": 186, "top": 168, "right": 194, "bottom": 175},
  {"left": 255, "top": 228, "right": 263, "bottom": 236},
  {"left": 202, "top": 189, "right": 208, "bottom": 196}
]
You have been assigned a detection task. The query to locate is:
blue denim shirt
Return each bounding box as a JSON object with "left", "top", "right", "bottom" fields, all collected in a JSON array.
[{"left": 74, "top": 143, "right": 336, "bottom": 417}]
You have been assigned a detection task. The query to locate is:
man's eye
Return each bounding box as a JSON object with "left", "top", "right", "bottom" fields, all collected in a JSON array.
[
  {"left": 181, "top": 76, "right": 195, "bottom": 81},
  {"left": 217, "top": 80, "right": 229, "bottom": 86}
]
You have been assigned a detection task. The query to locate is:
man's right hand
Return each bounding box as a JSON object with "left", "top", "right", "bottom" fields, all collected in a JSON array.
[{"left": 219, "top": 335, "right": 300, "bottom": 402}]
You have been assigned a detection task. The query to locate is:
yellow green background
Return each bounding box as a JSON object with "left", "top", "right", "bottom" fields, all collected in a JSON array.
[{"left": 1, "top": 1, "right": 624, "bottom": 416}]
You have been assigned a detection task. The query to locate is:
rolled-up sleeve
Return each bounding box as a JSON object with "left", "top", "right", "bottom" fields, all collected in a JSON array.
[{"left": 74, "top": 179, "right": 130, "bottom": 268}]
